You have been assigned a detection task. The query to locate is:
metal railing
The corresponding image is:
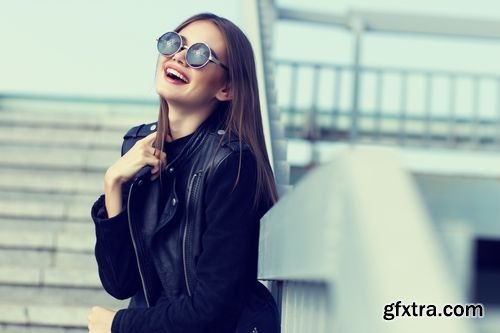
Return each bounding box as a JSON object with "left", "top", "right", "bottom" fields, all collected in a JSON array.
[{"left": 275, "top": 60, "right": 500, "bottom": 149}]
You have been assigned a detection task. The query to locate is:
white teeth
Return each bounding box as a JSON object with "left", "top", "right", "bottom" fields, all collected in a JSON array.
[{"left": 166, "top": 68, "right": 188, "bottom": 83}]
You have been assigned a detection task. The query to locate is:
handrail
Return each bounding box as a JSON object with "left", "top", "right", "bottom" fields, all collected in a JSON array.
[
  {"left": 276, "top": 7, "right": 500, "bottom": 41},
  {"left": 275, "top": 60, "right": 500, "bottom": 79},
  {"left": 258, "top": 146, "right": 475, "bottom": 332},
  {"left": 274, "top": 61, "right": 500, "bottom": 147}
]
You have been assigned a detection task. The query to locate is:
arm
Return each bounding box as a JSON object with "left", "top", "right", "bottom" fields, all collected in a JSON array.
[
  {"left": 111, "top": 151, "right": 268, "bottom": 333},
  {"left": 92, "top": 193, "right": 141, "bottom": 299},
  {"left": 91, "top": 131, "right": 166, "bottom": 298}
]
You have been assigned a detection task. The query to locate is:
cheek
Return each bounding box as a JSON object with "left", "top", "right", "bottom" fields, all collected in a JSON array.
[{"left": 203, "top": 70, "right": 226, "bottom": 90}]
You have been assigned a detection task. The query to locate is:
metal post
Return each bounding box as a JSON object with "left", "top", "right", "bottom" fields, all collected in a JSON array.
[
  {"left": 332, "top": 66, "right": 342, "bottom": 137},
  {"left": 374, "top": 70, "right": 383, "bottom": 141},
  {"left": 424, "top": 73, "right": 433, "bottom": 146},
  {"left": 349, "top": 16, "right": 364, "bottom": 143},
  {"left": 447, "top": 74, "right": 457, "bottom": 147},
  {"left": 399, "top": 71, "right": 408, "bottom": 145},
  {"left": 306, "top": 65, "right": 321, "bottom": 140},
  {"left": 242, "top": 0, "right": 275, "bottom": 168},
  {"left": 496, "top": 79, "right": 500, "bottom": 148},
  {"left": 471, "top": 76, "right": 480, "bottom": 147}
]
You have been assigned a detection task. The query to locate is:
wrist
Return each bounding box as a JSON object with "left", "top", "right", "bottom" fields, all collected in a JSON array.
[{"left": 104, "top": 168, "right": 124, "bottom": 192}]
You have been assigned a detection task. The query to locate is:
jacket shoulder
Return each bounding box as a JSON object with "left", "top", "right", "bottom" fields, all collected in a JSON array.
[
  {"left": 121, "top": 121, "right": 157, "bottom": 156},
  {"left": 210, "top": 129, "right": 251, "bottom": 153},
  {"left": 123, "top": 121, "right": 158, "bottom": 139},
  {"left": 207, "top": 131, "right": 253, "bottom": 171}
]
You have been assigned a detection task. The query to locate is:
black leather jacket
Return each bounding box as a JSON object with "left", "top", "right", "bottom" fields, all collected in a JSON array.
[{"left": 91, "top": 113, "right": 274, "bottom": 333}]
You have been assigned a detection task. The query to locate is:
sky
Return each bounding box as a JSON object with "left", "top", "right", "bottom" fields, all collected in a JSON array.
[
  {"left": 2, "top": 0, "right": 500, "bottom": 99},
  {"left": 0, "top": 1, "right": 242, "bottom": 98}
]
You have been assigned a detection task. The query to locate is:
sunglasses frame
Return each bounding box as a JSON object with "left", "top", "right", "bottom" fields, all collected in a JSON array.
[{"left": 157, "top": 31, "right": 228, "bottom": 70}]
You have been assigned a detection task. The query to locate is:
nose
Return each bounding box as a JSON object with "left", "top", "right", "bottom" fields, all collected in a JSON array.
[{"left": 172, "top": 45, "right": 188, "bottom": 67}]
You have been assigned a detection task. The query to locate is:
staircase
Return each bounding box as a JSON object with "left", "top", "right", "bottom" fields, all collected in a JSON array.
[{"left": 0, "top": 97, "right": 156, "bottom": 332}]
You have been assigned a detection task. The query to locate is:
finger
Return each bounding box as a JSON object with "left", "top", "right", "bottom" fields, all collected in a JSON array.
[
  {"left": 153, "top": 152, "right": 166, "bottom": 166},
  {"left": 154, "top": 159, "right": 163, "bottom": 171},
  {"left": 150, "top": 165, "right": 162, "bottom": 181},
  {"left": 139, "top": 146, "right": 158, "bottom": 159},
  {"left": 151, "top": 172, "right": 160, "bottom": 181},
  {"left": 144, "top": 156, "right": 161, "bottom": 168},
  {"left": 143, "top": 158, "right": 161, "bottom": 176},
  {"left": 142, "top": 131, "right": 157, "bottom": 144},
  {"left": 152, "top": 147, "right": 165, "bottom": 159}
]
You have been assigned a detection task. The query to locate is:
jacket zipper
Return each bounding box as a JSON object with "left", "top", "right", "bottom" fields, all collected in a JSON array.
[
  {"left": 127, "top": 182, "right": 151, "bottom": 307},
  {"left": 183, "top": 172, "right": 200, "bottom": 297}
]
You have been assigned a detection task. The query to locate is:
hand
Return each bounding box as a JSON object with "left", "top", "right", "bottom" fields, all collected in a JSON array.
[
  {"left": 103, "top": 131, "right": 167, "bottom": 217},
  {"left": 88, "top": 306, "right": 116, "bottom": 333},
  {"left": 105, "top": 131, "right": 167, "bottom": 186}
]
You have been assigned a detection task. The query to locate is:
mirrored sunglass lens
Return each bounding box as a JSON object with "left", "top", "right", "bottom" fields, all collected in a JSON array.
[
  {"left": 157, "top": 32, "right": 181, "bottom": 55},
  {"left": 186, "top": 43, "right": 211, "bottom": 67}
]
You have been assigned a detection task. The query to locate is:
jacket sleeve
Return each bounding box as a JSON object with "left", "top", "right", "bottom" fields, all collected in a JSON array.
[
  {"left": 91, "top": 192, "right": 141, "bottom": 300},
  {"left": 111, "top": 150, "right": 268, "bottom": 333},
  {"left": 91, "top": 132, "right": 143, "bottom": 300}
]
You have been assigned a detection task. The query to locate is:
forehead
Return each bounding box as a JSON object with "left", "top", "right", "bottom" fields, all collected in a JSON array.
[{"left": 178, "top": 20, "right": 227, "bottom": 59}]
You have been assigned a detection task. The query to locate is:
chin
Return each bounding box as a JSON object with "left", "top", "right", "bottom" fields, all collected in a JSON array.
[{"left": 156, "top": 87, "right": 172, "bottom": 100}]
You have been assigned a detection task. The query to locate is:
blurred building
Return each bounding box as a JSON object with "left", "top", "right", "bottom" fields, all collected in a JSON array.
[{"left": 256, "top": 1, "right": 500, "bottom": 332}]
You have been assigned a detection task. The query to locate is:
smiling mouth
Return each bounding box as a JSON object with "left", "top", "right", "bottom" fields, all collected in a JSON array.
[{"left": 165, "top": 68, "right": 188, "bottom": 83}]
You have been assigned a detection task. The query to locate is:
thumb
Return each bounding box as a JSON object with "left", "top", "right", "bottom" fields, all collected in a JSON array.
[{"left": 142, "top": 131, "right": 157, "bottom": 144}]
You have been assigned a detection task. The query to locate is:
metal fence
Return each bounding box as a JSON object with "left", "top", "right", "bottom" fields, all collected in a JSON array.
[{"left": 275, "top": 60, "right": 500, "bottom": 150}]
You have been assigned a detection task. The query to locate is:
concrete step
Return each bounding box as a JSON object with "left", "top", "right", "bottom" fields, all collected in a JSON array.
[
  {"left": 0, "top": 218, "right": 93, "bottom": 234},
  {"left": 0, "top": 283, "right": 128, "bottom": 329},
  {"left": 0, "top": 105, "right": 154, "bottom": 131},
  {"left": 0, "top": 303, "right": 92, "bottom": 330},
  {"left": 0, "top": 284, "right": 126, "bottom": 308},
  {"left": 0, "top": 325, "right": 86, "bottom": 333},
  {"left": 0, "top": 286, "right": 127, "bottom": 326},
  {"left": 0, "top": 146, "right": 117, "bottom": 173},
  {"left": 0, "top": 126, "right": 122, "bottom": 150},
  {"left": 0, "top": 248, "right": 96, "bottom": 270},
  {"left": 0, "top": 324, "right": 86, "bottom": 333},
  {"left": 0, "top": 267, "right": 100, "bottom": 289},
  {"left": 0, "top": 186, "right": 100, "bottom": 203},
  {"left": 0, "top": 169, "right": 103, "bottom": 196},
  {"left": 0, "top": 192, "right": 97, "bottom": 222},
  {"left": 0, "top": 101, "right": 146, "bottom": 332},
  {"left": 0, "top": 230, "right": 95, "bottom": 253}
]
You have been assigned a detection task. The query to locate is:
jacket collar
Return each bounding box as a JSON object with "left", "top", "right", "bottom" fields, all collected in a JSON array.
[{"left": 164, "top": 110, "right": 224, "bottom": 170}]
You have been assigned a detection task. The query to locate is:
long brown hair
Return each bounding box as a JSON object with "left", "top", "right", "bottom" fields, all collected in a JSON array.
[{"left": 154, "top": 13, "right": 278, "bottom": 206}]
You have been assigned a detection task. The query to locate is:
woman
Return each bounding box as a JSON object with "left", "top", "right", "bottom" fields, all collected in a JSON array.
[{"left": 88, "top": 12, "right": 279, "bottom": 333}]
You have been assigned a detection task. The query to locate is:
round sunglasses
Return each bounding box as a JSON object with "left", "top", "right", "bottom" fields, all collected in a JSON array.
[{"left": 157, "top": 31, "right": 228, "bottom": 70}]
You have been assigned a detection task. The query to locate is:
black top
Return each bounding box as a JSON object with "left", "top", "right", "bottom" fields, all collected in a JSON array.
[
  {"left": 158, "top": 132, "right": 194, "bottom": 210},
  {"left": 141, "top": 133, "right": 196, "bottom": 298},
  {"left": 165, "top": 133, "right": 194, "bottom": 161}
]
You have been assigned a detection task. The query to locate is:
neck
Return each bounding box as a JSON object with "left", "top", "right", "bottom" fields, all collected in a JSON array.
[{"left": 166, "top": 104, "right": 215, "bottom": 142}]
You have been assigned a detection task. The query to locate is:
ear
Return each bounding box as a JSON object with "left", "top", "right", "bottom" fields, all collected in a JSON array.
[{"left": 215, "top": 83, "right": 233, "bottom": 102}]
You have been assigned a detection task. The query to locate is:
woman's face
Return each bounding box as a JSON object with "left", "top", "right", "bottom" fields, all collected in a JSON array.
[{"left": 155, "top": 20, "right": 230, "bottom": 110}]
